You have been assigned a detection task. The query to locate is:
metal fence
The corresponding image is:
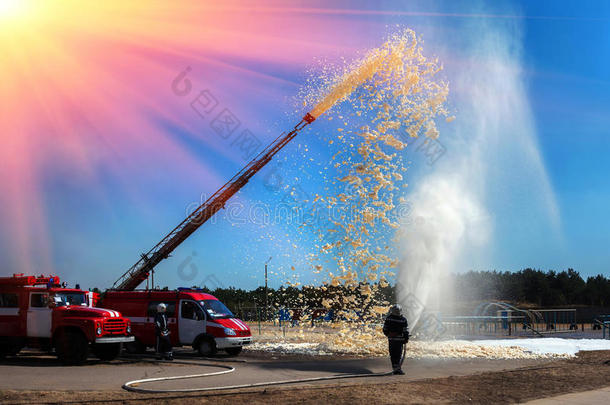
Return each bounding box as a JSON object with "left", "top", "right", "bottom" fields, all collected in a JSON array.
[
  {"left": 528, "top": 308, "right": 578, "bottom": 333},
  {"left": 440, "top": 315, "right": 526, "bottom": 337},
  {"left": 232, "top": 303, "right": 601, "bottom": 339}
]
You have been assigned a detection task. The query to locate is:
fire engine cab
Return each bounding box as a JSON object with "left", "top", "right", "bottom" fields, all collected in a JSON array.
[
  {"left": 0, "top": 274, "right": 134, "bottom": 364},
  {"left": 102, "top": 289, "right": 252, "bottom": 356}
]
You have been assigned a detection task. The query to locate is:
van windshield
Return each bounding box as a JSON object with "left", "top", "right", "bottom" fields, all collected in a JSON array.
[{"left": 200, "top": 300, "right": 234, "bottom": 319}]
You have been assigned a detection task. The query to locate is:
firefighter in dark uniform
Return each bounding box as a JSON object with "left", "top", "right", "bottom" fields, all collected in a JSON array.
[
  {"left": 383, "top": 304, "right": 409, "bottom": 375},
  {"left": 155, "top": 303, "right": 173, "bottom": 360}
]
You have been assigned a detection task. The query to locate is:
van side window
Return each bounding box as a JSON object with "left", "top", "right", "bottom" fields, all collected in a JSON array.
[
  {"left": 30, "top": 293, "right": 49, "bottom": 308},
  {"left": 146, "top": 301, "right": 176, "bottom": 317},
  {"left": 181, "top": 301, "right": 204, "bottom": 321},
  {"left": 0, "top": 293, "right": 18, "bottom": 308}
]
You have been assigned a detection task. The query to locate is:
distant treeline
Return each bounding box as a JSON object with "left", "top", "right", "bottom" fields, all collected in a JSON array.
[
  {"left": 198, "top": 283, "right": 395, "bottom": 315},
  {"left": 453, "top": 268, "right": 610, "bottom": 307},
  {"left": 195, "top": 269, "right": 609, "bottom": 310},
  {"left": 95, "top": 268, "right": 609, "bottom": 311}
]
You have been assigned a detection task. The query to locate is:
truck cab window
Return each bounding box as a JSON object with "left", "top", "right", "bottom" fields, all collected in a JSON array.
[
  {"left": 30, "top": 293, "right": 49, "bottom": 308},
  {"left": 181, "top": 301, "right": 204, "bottom": 321},
  {"left": 0, "top": 293, "right": 18, "bottom": 308},
  {"left": 200, "top": 300, "right": 233, "bottom": 319},
  {"left": 53, "top": 292, "right": 86, "bottom": 307}
]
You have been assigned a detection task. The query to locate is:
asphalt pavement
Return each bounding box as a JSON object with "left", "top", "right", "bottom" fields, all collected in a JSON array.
[{"left": 0, "top": 348, "right": 545, "bottom": 392}]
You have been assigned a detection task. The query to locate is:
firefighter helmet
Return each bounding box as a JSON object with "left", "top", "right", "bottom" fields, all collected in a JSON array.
[
  {"left": 157, "top": 303, "right": 167, "bottom": 313},
  {"left": 390, "top": 304, "right": 402, "bottom": 316}
]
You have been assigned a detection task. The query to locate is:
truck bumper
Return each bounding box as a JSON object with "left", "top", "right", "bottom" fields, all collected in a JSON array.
[
  {"left": 95, "top": 336, "right": 135, "bottom": 344},
  {"left": 214, "top": 336, "right": 253, "bottom": 349}
]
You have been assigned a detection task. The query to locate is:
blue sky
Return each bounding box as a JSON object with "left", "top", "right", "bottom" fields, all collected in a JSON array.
[
  {"left": 517, "top": 1, "right": 610, "bottom": 277},
  {"left": 2, "top": 1, "right": 608, "bottom": 291}
]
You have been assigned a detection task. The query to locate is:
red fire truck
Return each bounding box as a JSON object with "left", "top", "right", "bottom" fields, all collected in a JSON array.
[
  {"left": 102, "top": 289, "right": 251, "bottom": 356},
  {"left": 0, "top": 274, "right": 134, "bottom": 364}
]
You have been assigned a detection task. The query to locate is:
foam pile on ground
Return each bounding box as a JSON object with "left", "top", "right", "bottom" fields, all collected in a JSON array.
[
  {"left": 244, "top": 327, "right": 606, "bottom": 359},
  {"left": 245, "top": 337, "right": 572, "bottom": 359},
  {"left": 247, "top": 342, "right": 334, "bottom": 356},
  {"left": 407, "top": 340, "right": 568, "bottom": 359},
  {"left": 472, "top": 338, "right": 610, "bottom": 356},
  {"left": 245, "top": 338, "right": 595, "bottom": 359}
]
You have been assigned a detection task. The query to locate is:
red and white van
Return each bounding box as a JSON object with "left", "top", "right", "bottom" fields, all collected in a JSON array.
[
  {"left": 102, "top": 289, "right": 252, "bottom": 356},
  {"left": 0, "top": 274, "right": 134, "bottom": 364}
]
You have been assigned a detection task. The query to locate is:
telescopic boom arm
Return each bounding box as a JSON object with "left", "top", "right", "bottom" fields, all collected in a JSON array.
[{"left": 112, "top": 113, "right": 316, "bottom": 291}]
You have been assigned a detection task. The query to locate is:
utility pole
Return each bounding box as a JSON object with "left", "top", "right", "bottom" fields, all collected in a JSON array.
[{"left": 264, "top": 256, "right": 272, "bottom": 320}]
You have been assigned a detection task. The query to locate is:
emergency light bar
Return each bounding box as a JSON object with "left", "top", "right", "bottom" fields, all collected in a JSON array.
[{"left": 0, "top": 274, "right": 61, "bottom": 287}]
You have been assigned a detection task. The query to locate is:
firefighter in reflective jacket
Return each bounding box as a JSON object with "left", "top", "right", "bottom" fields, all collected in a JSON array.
[
  {"left": 155, "top": 303, "right": 173, "bottom": 360},
  {"left": 383, "top": 304, "right": 409, "bottom": 375}
]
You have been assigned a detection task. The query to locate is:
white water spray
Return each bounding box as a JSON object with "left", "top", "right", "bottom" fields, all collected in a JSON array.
[{"left": 399, "top": 19, "right": 560, "bottom": 330}]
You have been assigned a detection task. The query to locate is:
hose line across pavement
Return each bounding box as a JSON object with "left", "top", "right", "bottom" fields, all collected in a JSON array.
[{"left": 121, "top": 347, "right": 406, "bottom": 394}]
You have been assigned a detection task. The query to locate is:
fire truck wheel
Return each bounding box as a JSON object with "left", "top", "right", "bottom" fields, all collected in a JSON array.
[
  {"left": 225, "top": 347, "right": 242, "bottom": 356},
  {"left": 55, "top": 330, "right": 89, "bottom": 365},
  {"left": 195, "top": 336, "right": 216, "bottom": 357},
  {"left": 93, "top": 343, "right": 122, "bottom": 361}
]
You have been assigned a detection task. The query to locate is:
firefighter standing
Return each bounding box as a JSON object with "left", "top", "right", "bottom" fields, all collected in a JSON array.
[
  {"left": 383, "top": 304, "right": 409, "bottom": 375},
  {"left": 155, "top": 303, "right": 173, "bottom": 361}
]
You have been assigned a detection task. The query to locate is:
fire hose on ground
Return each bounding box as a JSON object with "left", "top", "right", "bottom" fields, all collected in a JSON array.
[{"left": 121, "top": 346, "right": 407, "bottom": 394}]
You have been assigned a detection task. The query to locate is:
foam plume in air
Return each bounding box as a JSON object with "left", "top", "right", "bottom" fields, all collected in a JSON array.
[{"left": 299, "top": 29, "right": 449, "bottom": 328}]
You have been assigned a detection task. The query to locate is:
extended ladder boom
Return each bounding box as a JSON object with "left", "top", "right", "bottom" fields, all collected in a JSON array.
[{"left": 112, "top": 113, "right": 316, "bottom": 290}]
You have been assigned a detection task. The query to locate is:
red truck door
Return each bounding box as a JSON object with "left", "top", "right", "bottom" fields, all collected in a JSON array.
[
  {"left": 27, "top": 292, "right": 52, "bottom": 338},
  {"left": 178, "top": 299, "right": 205, "bottom": 345},
  {"left": 0, "top": 291, "right": 21, "bottom": 336}
]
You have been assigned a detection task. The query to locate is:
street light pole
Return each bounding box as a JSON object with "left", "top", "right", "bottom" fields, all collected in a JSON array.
[{"left": 264, "top": 256, "right": 272, "bottom": 320}]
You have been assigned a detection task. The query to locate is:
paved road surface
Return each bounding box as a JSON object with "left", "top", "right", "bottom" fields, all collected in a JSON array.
[{"left": 0, "top": 348, "right": 545, "bottom": 392}]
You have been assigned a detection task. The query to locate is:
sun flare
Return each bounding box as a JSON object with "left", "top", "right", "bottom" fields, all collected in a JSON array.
[
  {"left": 0, "top": 0, "right": 368, "bottom": 273},
  {"left": 0, "top": 0, "right": 28, "bottom": 20}
]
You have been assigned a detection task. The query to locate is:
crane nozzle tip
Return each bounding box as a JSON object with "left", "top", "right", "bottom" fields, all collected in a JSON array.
[{"left": 303, "top": 113, "right": 316, "bottom": 124}]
